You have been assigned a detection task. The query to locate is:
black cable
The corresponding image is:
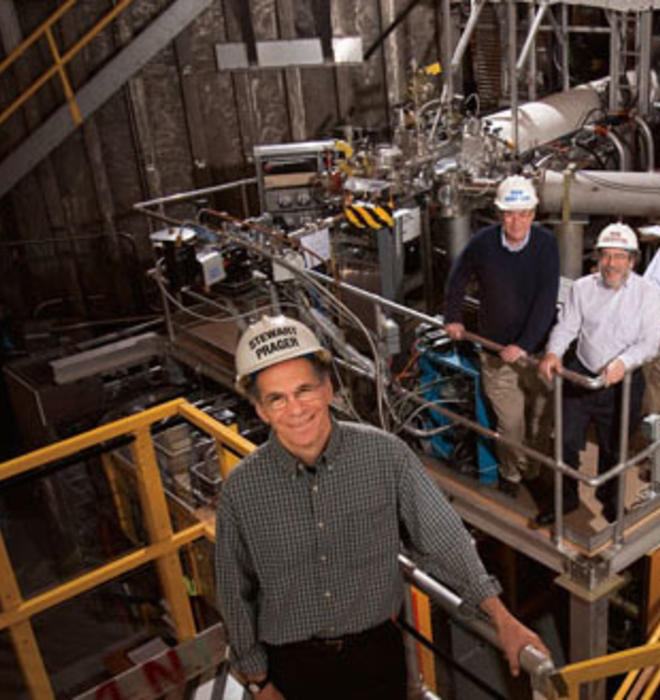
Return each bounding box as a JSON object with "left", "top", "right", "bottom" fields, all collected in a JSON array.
[
  {"left": 396, "top": 617, "right": 509, "bottom": 700},
  {"left": 573, "top": 141, "right": 607, "bottom": 170},
  {"left": 363, "top": 0, "right": 424, "bottom": 61}
]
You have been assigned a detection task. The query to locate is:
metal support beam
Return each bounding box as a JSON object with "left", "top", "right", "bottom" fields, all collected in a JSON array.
[
  {"left": 561, "top": 4, "right": 570, "bottom": 91},
  {"left": 607, "top": 10, "right": 621, "bottom": 111},
  {"left": 441, "top": 0, "right": 453, "bottom": 102},
  {"left": 527, "top": 3, "right": 537, "bottom": 100},
  {"left": 449, "top": 0, "right": 487, "bottom": 73},
  {"left": 637, "top": 10, "right": 652, "bottom": 116},
  {"left": 556, "top": 573, "right": 626, "bottom": 700},
  {"left": 516, "top": 1, "right": 549, "bottom": 74},
  {"left": 508, "top": 0, "right": 519, "bottom": 155}
]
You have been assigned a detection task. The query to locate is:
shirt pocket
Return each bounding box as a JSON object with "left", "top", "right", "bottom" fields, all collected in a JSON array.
[{"left": 338, "top": 501, "right": 394, "bottom": 565}]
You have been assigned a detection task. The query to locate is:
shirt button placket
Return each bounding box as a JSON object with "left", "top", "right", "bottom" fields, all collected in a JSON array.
[{"left": 314, "top": 475, "right": 331, "bottom": 607}]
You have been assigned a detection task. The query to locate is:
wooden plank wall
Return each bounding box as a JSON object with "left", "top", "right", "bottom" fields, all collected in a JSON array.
[{"left": 0, "top": 0, "right": 443, "bottom": 329}]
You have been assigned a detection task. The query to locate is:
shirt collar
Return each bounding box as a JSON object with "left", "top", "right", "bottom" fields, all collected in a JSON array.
[
  {"left": 267, "top": 417, "right": 342, "bottom": 477},
  {"left": 500, "top": 225, "right": 531, "bottom": 252}
]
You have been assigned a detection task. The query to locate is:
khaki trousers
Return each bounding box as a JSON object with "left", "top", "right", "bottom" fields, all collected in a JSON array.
[
  {"left": 642, "top": 354, "right": 660, "bottom": 415},
  {"left": 479, "top": 351, "right": 552, "bottom": 482}
]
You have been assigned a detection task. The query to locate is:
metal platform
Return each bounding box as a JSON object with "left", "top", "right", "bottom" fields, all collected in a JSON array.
[{"left": 424, "top": 455, "right": 660, "bottom": 581}]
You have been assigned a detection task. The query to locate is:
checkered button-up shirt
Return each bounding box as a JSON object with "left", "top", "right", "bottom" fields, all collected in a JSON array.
[{"left": 215, "top": 420, "right": 501, "bottom": 676}]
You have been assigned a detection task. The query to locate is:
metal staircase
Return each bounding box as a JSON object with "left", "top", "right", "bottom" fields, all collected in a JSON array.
[{"left": 0, "top": 0, "right": 214, "bottom": 199}]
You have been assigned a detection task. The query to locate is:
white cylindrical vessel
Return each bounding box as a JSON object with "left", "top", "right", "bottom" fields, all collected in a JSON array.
[{"left": 487, "top": 83, "right": 603, "bottom": 152}]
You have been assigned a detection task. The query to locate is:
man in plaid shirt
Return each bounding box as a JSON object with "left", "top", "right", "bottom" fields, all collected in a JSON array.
[{"left": 216, "top": 315, "right": 548, "bottom": 700}]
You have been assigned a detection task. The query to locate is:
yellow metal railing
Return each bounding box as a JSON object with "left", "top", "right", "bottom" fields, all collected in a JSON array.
[
  {"left": 4, "top": 395, "right": 660, "bottom": 700},
  {"left": 612, "top": 617, "right": 660, "bottom": 700},
  {"left": 560, "top": 640, "right": 660, "bottom": 699},
  {"left": 0, "top": 0, "right": 137, "bottom": 129},
  {"left": 0, "top": 398, "right": 255, "bottom": 700}
]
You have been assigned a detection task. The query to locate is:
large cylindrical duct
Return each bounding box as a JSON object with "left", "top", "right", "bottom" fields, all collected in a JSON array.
[
  {"left": 486, "top": 83, "right": 603, "bottom": 152},
  {"left": 539, "top": 170, "right": 660, "bottom": 217}
]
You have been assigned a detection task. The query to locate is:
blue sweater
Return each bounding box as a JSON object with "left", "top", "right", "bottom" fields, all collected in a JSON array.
[{"left": 444, "top": 223, "right": 559, "bottom": 353}]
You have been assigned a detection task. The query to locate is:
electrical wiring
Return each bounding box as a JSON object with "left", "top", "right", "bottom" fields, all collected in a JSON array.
[
  {"left": 331, "top": 363, "right": 365, "bottom": 423},
  {"left": 152, "top": 264, "right": 299, "bottom": 324},
  {"left": 392, "top": 385, "right": 469, "bottom": 435},
  {"left": 196, "top": 212, "right": 391, "bottom": 429},
  {"left": 150, "top": 213, "right": 476, "bottom": 435}
]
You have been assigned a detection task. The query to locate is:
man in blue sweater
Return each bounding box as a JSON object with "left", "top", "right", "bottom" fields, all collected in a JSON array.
[{"left": 444, "top": 176, "right": 559, "bottom": 487}]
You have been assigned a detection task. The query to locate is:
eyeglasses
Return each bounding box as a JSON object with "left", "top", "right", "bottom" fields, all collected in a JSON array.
[
  {"left": 599, "top": 250, "right": 630, "bottom": 263},
  {"left": 260, "top": 381, "right": 325, "bottom": 412}
]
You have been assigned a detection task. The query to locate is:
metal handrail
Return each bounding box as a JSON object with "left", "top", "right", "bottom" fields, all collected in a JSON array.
[
  {"left": 304, "top": 266, "right": 660, "bottom": 545},
  {"left": 133, "top": 177, "right": 258, "bottom": 211},
  {"left": 0, "top": 0, "right": 136, "bottom": 128},
  {"left": 398, "top": 554, "right": 563, "bottom": 698},
  {"left": 401, "top": 553, "right": 660, "bottom": 699}
]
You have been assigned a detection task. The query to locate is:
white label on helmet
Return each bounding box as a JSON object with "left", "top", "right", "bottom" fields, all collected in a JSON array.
[
  {"left": 249, "top": 325, "right": 298, "bottom": 351},
  {"left": 254, "top": 336, "right": 300, "bottom": 359}
]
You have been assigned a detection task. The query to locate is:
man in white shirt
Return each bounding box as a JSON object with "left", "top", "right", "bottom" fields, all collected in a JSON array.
[
  {"left": 536, "top": 223, "right": 660, "bottom": 526},
  {"left": 641, "top": 246, "right": 660, "bottom": 413}
]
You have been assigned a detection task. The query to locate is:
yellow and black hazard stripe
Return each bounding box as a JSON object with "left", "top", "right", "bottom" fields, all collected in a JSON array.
[{"left": 343, "top": 203, "right": 394, "bottom": 230}]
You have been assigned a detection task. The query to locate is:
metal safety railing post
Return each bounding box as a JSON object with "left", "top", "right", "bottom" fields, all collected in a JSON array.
[
  {"left": 614, "top": 372, "right": 632, "bottom": 544},
  {"left": 553, "top": 372, "right": 565, "bottom": 547},
  {"left": 130, "top": 425, "right": 196, "bottom": 641},
  {"left": 0, "top": 530, "right": 55, "bottom": 700}
]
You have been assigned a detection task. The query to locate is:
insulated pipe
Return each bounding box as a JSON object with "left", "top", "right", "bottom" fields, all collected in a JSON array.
[
  {"left": 487, "top": 82, "right": 603, "bottom": 152},
  {"left": 540, "top": 170, "right": 660, "bottom": 216}
]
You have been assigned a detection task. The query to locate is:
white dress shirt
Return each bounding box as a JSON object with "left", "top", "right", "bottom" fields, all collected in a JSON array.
[
  {"left": 644, "top": 248, "right": 660, "bottom": 289},
  {"left": 546, "top": 272, "right": 660, "bottom": 373}
]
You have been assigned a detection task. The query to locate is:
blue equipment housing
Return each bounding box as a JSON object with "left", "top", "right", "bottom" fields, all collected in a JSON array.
[{"left": 417, "top": 343, "right": 497, "bottom": 484}]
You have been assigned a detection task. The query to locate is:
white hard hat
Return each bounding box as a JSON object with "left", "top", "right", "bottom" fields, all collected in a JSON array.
[
  {"left": 494, "top": 175, "right": 539, "bottom": 211},
  {"left": 595, "top": 223, "right": 638, "bottom": 252},
  {"left": 235, "top": 315, "right": 331, "bottom": 392}
]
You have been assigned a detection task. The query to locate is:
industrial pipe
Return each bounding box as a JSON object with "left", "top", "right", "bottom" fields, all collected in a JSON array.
[
  {"left": 540, "top": 170, "right": 660, "bottom": 216},
  {"left": 487, "top": 82, "right": 603, "bottom": 152}
]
